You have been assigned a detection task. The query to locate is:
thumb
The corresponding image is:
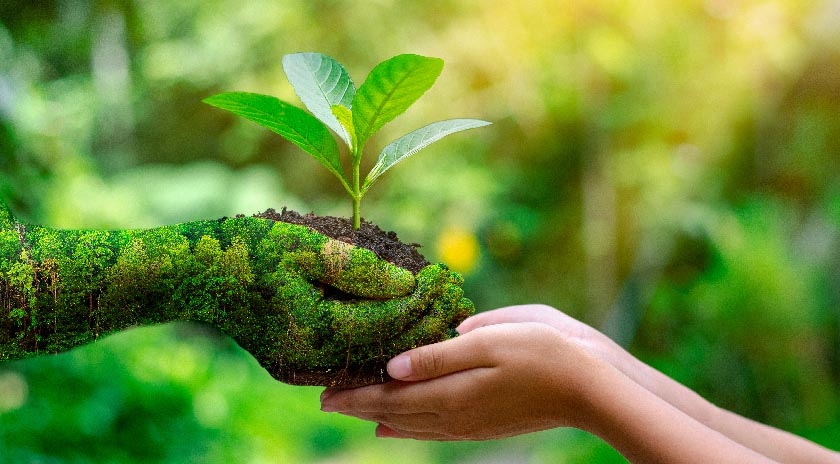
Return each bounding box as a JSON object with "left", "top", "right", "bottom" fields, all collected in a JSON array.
[
  {"left": 293, "top": 235, "right": 416, "bottom": 299},
  {"left": 387, "top": 332, "right": 488, "bottom": 381}
]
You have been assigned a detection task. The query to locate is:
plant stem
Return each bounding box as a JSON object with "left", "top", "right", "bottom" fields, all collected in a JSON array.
[
  {"left": 353, "top": 195, "right": 361, "bottom": 230},
  {"left": 352, "top": 148, "right": 362, "bottom": 229}
]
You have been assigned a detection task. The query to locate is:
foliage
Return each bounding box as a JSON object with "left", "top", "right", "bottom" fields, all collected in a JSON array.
[
  {"left": 204, "top": 53, "right": 491, "bottom": 228},
  {"left": 1, "top": 0, "right": 839, "bottom": 462}
]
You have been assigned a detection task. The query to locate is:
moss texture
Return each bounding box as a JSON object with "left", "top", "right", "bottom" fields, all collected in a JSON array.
[{"left": 0, "top": 202, "right": 473, "bottom": 387}]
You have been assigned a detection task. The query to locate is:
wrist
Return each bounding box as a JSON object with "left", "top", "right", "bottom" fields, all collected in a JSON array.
[
  {"left": 570, "top": 358, "right": 638, "bottom": 434},
  {"left": 578, "top": 364, "right": 775, "bottom": 463},
  {"left": 545, "top": 339, "right": 626, "bottom": 432}
]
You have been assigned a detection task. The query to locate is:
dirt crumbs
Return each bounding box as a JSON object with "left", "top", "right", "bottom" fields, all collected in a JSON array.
[{"left": 254, "top": 208, "right": 430, "bottom": 274}]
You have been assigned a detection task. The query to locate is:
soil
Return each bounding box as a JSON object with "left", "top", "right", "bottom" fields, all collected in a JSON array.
[{"left": 253, "top": 208, "right": 430, "bottom": 274}]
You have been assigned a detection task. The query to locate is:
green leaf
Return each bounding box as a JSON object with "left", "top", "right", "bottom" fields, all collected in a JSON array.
[
  {"left": 282, "top": 53, "right": 356, "bottom": 148},
  {"left": 331, "top": 104, "right": 357, "bottom": 157},
  {"left": 363, "top": 118, "right": 492, "bottom": 192},
  {"left": 203, "top": 92, "right": 348, "bottom": 188},
  {"left": 352, "top": 54, "right": 444, "bottom": 149}
]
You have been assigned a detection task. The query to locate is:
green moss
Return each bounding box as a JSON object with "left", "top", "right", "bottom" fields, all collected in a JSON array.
[
  {"left": 0, "top": 202, "right": 473, "bottom": 386},
  {"left": 0, "top": 202, "right": 14, "bottom": 229}
]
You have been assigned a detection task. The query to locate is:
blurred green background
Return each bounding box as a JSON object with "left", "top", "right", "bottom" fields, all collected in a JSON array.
[{"left": 1, "top": 0, "right": 839, "bottom": 462}]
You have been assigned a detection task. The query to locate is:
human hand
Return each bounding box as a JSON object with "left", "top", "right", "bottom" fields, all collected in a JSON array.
[
  {"left": 320, "top": 304, "right": 839, "bottom": 463},
  {"left": 0, "top": 203, "right": 473, "bottom": 387},
  {"left": 319, "top": 320, "right": 610, "bottom": 440},
  {"left": 458, "top": 305, "right": 642, "bottom": 384},
  {"left": 152, "top": 219, "right": 475, "bottom": 387},
  {"left": 268, "top": 227, "right": 475, "bottom": 386}
]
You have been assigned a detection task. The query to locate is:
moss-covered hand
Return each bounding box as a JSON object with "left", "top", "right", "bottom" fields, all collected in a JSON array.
[{"left": 0, "top": 202, "right": 473, "bottom": 387}]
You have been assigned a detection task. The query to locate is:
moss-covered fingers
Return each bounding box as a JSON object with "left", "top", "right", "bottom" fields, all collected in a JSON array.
[
  {"left": 0, "top": 202, "right": 473, "bottom": 387},
  {"left": 277, "top": 264, "right": 472, "bottom": 386},
  {"left": 279, "top": 222, "right": 414, "bottom": 299}
]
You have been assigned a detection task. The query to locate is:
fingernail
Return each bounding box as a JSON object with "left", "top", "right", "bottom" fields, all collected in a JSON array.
[{"left": 387, "top": 355, "right": 412, "bottom": 379}]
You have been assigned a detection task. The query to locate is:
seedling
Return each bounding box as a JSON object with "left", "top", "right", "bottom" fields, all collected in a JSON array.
[{"left": 204, "top": 52, "right": 491, "bottom": 229}]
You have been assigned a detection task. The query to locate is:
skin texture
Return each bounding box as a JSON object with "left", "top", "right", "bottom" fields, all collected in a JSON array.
[
  {"left": 320, "top": 305, "right": 840, "bottom": 463},
  {"left": 0, "top": 201, "right": 473, "bottom": 387}
]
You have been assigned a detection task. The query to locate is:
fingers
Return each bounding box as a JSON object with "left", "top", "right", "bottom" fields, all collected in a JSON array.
[
  {"left": 320, "top": 331, "right": 493, "bottom": 409},
  {"left": 277, "top": 261, "right": 473, "bottom": 387},
  {"left": 320, "top": 369, "right": 480, "bottom": 421},
  {"left": 320, "top": 238, "right": 415, "bottom": 298},
  {"left": 457, "top": 304, "right": 569, "bottom": 334},
  {"left": 320, "top": 324, "right": 583, "bottom": 440},
  {"left": 375, "top": 423, "right": 457, "bottom": 441},
  {"left": 325, "top": 263, "right": 458, "bottom": 342},
  {"left": 387, "top": 329, "right": 492, "bottom": 381},
  {"left": 276, "top": 222, "right": 415, "bottom": 298}
]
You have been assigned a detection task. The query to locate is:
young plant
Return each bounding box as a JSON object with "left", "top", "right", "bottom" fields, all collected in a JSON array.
[{"left": 203, "top": 52, "right": 491, "bottom": 229}]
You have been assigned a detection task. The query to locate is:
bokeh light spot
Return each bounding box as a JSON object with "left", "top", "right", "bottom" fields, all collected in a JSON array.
[
  {"left": 436, "top": 226, "right": 480, "bottom": 275},
  {"left": 0, "top": 371, "right": 29, "bottom": 412}
]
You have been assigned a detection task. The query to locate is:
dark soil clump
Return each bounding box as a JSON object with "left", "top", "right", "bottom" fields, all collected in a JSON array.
[{"left": 254, "top": 208, "right": 430, "bottom": 274}]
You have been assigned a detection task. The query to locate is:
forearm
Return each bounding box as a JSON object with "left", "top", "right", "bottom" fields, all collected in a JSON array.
[
  {"left": 0, "top": 214, "right": 274, "bottom": 359},
  {"left": 608, "top": 343, "right": 840, "bottom": 463},
  {"left": 580, "top": 363, "right": 776, "bottom": 464}
]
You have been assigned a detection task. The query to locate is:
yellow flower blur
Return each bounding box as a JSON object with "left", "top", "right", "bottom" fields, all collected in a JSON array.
[{"left": 435, "top": 226, "right": 480, "bottom": 275}]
